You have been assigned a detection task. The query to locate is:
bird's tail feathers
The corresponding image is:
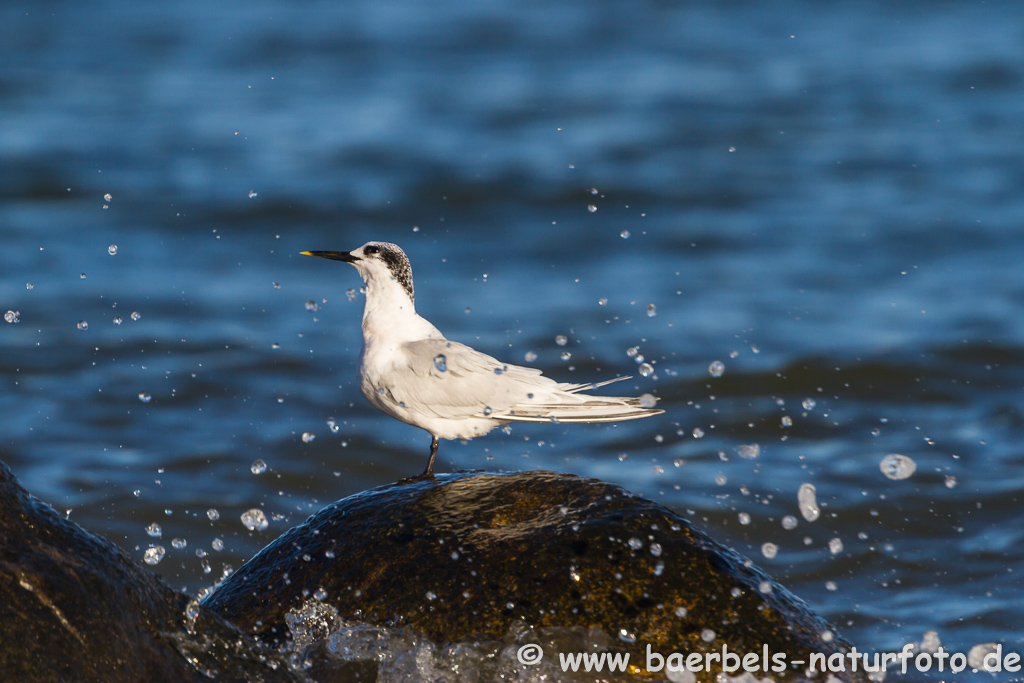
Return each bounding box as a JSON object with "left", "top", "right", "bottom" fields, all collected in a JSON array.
[
  {"left": 488, "top": 394, "right": 662, "bottom": 424},
  {"left": 563, "top": 375, "right": 632, "bottom": 394}
]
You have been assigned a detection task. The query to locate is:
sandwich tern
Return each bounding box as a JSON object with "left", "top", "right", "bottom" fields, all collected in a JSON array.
[{"left": 302, "top": 241, "right": 663, "bottom": 475}]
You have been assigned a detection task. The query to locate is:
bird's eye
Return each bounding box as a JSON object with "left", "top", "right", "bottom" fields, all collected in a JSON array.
[{"left": 364, "top": 245, "right": 379, "bottom": 256}]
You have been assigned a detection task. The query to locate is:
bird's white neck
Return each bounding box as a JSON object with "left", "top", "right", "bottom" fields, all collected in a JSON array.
[{"left": 359, "top": 270, "right": 442, "bottom": 343}]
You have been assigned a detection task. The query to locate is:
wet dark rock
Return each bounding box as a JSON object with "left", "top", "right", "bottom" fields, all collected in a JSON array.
[
  {"left": 0, "top": 460, "right": 299, "bottom": 683},
  {"left": 205, "top": 470, "right": 863, "bottom": 681}
]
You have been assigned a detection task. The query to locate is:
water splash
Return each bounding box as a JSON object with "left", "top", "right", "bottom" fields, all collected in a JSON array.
[
  {"left": 143, "top": 546, "right": 165, "bottom": 565},
  {"left": 880, "top": 454, "right": 916, "bottom": 480},
  {"left": 798, "top": 483, "right": 820, "bottom": 522},
  {"left": 240, "top": 508, "right": 268, "bottom": 531}
]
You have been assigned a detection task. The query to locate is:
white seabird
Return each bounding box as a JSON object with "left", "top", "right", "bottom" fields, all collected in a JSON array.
[{"left": 302, "top": 241, "right": 663, "bottom": 475}]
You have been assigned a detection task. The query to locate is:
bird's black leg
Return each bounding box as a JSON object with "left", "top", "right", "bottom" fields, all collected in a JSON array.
[{"left": 422, "top": 436, "right": 439, "bottom": 477}]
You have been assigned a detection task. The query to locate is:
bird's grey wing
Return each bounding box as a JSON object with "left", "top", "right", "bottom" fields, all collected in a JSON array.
[{"left": 393, "top": 339, "right": 555, "bottom": 419}]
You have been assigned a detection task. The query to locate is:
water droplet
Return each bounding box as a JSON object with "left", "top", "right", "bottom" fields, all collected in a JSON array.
[
  {"left": 314, "top": 587, "right": 328, "bottom": 601},
  {"left": 627, "top": 537, "right": 643, "bottom": 550},
  {"left": 829, "top": 537, "right": 844, "bottom": 555},
  {"left": 272, "top": 282, "right": 281, "bottom": 290},
  {"left": 114, "top": 316, "right": 123, "bottom": 325},
  {"left": 781, "top": 415, "right": 793, "bottom": 427},
  {"left": 618, "top": 629, "right": 636, "bottom": 643},
  {"left": 795, "top": 484, "right": 819, "bottom": 524},
  {"left": 77, "top": 320, "right": 88, "bottom": 330},
  {"left": 26, "top": 283, "right": 33, "bottom": 290},
  {"left": 483, "top": 406, "right": 493, "bottom": 416},
  {"left": 248, "top": 190, "right": 258, "bottom": 199},
  {"left": 802, "top": 398, "right": 816, "bottom": 411},
  {"left": 145, "top": 522, "right": 162, "bottom": 537},
  {"left": 103, "top": 193, "right": 112, "bottom": 202},
  {"left": 761, "top": 542, "right": 778, "bottom": 559},
  {"left": 620, "top": 230, "right": 631, "bottom": 239},
  {"left": 638, "top": 362, "right": 653, "bottom": 377},
  {"left": 301, "top": 432, "right": 315, "bottom": 443},
  {"left": 589, "top": 187, "right": 599, "bottom": 195},
  {"left": 130, "top": 311, "right": 140, "bottom": 321},
  {"left": 327, "top": 417, "right": 340, "bottom": 433},
  {"left": 674, "top": 606, "right": 687, "bottom": 618},
  {"left": 738, "top": 512, "right": 751, "bottom": 525},
  {"left": 107, "top": 244, "right": 117, "bottom": 255},
  {"left": 708, "top": 360, "right": 725, "bottom": 377},
  {"left": 738, "top": 443, "right": 760, "bottom": 459},
  {"left": 305, "top": 300, "right": 318, "bottom": 312},
  {"left": 425, "top": 591, "right": 437, "bottom": 601},
  {"left": 80, "top": 273, "right": 86, "bottom": 279},
  {"left": 650, "top": 542, "right": 662, "bottom": 557},
  {"left": 524, "top": 350, "right": 537, "bottom": 362},
  {"left": 433, "top": 354, "right": 447, "bottom": 372},
  {"left": 945, "top": 475, "right": 957, "bottom": 489},
  {"left": 781, "top": 515, "right": 798, "bottom": 530},
  {"left": 880, "top": 454, "right": 916, "bottom": 480},
  {"left": 206, "top": 508, "right": 219, "bottom": 521},
  {"left": 185, "top": 599, "right": 200, "bottom": 621},
  {"left": 587, "top": 204, "right": 597, "bottom": 213},
  {"left": 969, "top": 643, "right": 1000, "bottom": 671},
  {"left": 493, "top": 367, "right": 503, "bottom": 375},
  {"left": 701, "top": 629, "right": 716, "bottom": 643},
  {"left": 692, "top": 428, "right": 704, "bottom": 439},
  {"left": 920, "top": 631, "right": 941, "bottom": 654},
  {"left": 4, "top": 310, "right": 19, "bottom": 324},
  {"left": 138, "top": 392, "right": 151, "bottom": 403},
  {"left": 211, "top": 538, "right": 224, "bottom": 551},
  {"left": 639, "top": 393, "right": 657, "bottom": 408},
  {"left": 143, "top": 546, "right": 166, "bottom": 565},
  {"left": 251, "top": 459, "right": 267, "bottom": 474},
  {"left": 271, "top": 342, "right": 280, "bottom": 350},
  {"left": 555, "top": 335, "right": 568, "bottom": 346},
  {"left": 598, "top": 297, "right": 608, "bottom": 306},
  {"left": 560, "top": 351, "right": 572, "bottom": 361},
  {"left": 171, "top": 537, "right": 187, "bottom": 549},
  {"left": 626, "top": 346, "right": 639, "bottom": 358},
  {"left": 240, "top": 508, "right": 268, "bottom": 531},
  {"left": 825, "top": 580, "right": 837, "bottom": 591}
]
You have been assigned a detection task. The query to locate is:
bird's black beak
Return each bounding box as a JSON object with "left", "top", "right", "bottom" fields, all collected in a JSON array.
[{"left": 301, "top": 250, "right": 359, "bottom": 263}]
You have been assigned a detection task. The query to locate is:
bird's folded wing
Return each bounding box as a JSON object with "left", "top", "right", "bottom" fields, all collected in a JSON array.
[{"left": 394, "top": 338, "right": 556, "bottom": 419}]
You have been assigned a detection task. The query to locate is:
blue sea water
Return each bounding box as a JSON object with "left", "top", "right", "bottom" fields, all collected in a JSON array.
[{"left": 3, "top": 0, "right": 1024, "bottom": 678}]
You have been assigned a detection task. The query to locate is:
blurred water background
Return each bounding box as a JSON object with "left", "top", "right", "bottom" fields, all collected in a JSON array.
[{"left": 3, "top": 0, "right": 1024, "bottom": 678}]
